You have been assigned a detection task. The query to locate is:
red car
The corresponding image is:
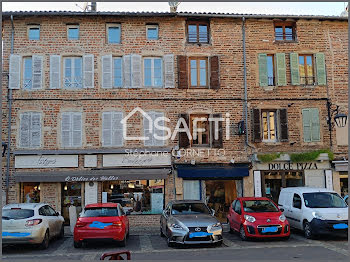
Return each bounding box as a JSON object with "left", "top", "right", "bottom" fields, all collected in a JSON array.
[
  {"left": 73, "top": 203, "right": 129, "bottom": 248},
  {"left": 227, "top": 197, "right": 290, "bottom": 240}
]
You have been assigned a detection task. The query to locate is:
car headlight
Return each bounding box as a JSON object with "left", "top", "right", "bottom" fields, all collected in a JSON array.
[
  {"left": 211, "top": 222, "right": 222, "bottom": 228},
  {"left": 312, "top": 212, "right": 324, "bottom": 220},
  {"left": 170, "top": 223, "right": 183, "bottom": 229},
  {"left": 279, "top": 214, "right": 286, "bottom": 222},
  {"left": 244, "top": 215, "right": 256, "bottom": 223}
]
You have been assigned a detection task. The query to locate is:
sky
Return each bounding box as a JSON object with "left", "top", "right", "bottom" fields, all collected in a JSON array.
[{"left": 2, "top": 2, "right": 347, "bottom": 16}]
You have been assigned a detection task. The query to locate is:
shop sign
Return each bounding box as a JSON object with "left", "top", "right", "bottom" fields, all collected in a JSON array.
[
  {"left": 268, "top": 162, "right": 318, "bottom": 171},
  {"left": 15, "top": 155, "right": 78, "bottom": 169},
  {"left": 103, "top": 153, "right": 171, "bottom": 167},
  {"left": 65, "top": 175, "right": 119, "bottom": 182}
]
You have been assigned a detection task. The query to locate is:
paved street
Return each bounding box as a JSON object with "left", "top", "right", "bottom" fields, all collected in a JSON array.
[{"left": 2, "top": 229, "right": 348, "bottom": 260}]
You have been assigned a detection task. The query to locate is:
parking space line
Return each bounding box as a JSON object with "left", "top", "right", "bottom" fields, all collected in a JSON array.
[{"left": 139, "top": 235, "right": 153, "bottom": 252}]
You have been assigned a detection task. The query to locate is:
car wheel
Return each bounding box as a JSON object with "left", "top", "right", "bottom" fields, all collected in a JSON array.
[
  {"left": 58, "top": 224, "right": 64, "bottom": 239},
  {"left": 126, "top": 226, "right": 130, "bottom": 239},
  {"left": 167, "top": 236, "right": 174, "bottom": 247},
  {"left": 73, "top": 241, "right": 82, "bottom": 248},
  {"left": 160, "top": 227, "right": 165, "bottom": 237},
  {"left": 282, "top": 235, "right": 290, "bottom": 241},
  {"left": 304, "top": 222, "right": 314, "bottom": 239},
  {"left": 239, "top": 226, "right": 247, "bottom": 241},
  {"left": 227, "top": 219, "right": 234, "bottom": 233},
  {"left": 40, "top": 230, "right": 50, "bottom": 250},
  {"left": 215, "top": 240, "right": 223, "bottom": 247},
  {"left": 118, "top": 236, "right": 127, "bottom": 247}
]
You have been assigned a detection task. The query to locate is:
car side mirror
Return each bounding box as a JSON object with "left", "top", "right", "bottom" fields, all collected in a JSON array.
[
  {"left": 125, "top": 210, "right": 131, "bottom": 216},
  {"left": 211, "top": 209, "right": 215, "bottom": 216},
  {"left": 55, "top": 211, "right": 60, "bottom": 216},
  {"left": 279, "top": 208, "right": 284, "bottom": 212}
]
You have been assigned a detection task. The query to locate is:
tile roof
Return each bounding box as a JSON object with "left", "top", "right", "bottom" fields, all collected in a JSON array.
[{"left": 2, "top": 10, "right": 347, "bottom": 21}]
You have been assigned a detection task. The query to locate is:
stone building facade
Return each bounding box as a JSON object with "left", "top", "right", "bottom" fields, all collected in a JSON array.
[{"left": 1, "top": 11, "right": 347, "bottom": 225}]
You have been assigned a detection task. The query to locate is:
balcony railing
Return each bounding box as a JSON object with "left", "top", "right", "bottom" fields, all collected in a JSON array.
[
  {"left": 300, "top": 76, "right": 316, "bottom": 86},
  {"left": 268, "top": 77, "right": 275, "bottom": 86},
  {"left": 275, "top": 32, "right": 296, "bottom": 41},
  {"left": 188, "top": 32, "right": 209, "bottom": 43}
]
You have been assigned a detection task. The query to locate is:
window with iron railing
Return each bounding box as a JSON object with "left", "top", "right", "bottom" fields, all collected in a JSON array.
[
  {"left": 63, "top": 57, "right": 83, "bottom": 89},
  {"left": 299, "top": 54, "right": 315, "bottom": 86},
  {"left": 274, "top": 22, "right": 296, "bottom": 41},
  {"left": 267, "top": 55, "right": 275, "bottom": 86},
  {"left": 187, "top": 22, "right": 209, "bottom": 43}
]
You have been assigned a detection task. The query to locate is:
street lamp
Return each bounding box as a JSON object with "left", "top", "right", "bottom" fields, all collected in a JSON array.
[
  {"left": 327, "top": 102, "right": 347, "bottom": 130},
  {"left": 334, "top": 113, "right": 348, "bottom": 128}
]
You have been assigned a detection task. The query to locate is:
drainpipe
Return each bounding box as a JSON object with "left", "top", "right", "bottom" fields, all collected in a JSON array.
[{"left": 6, "top": 15, "right": 14, "bottom": 204}]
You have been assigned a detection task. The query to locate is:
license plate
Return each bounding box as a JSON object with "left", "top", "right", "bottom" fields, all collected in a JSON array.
[
  {"left": 2, "top": 232, "right": 31, "bottom": 237},
  {"left": 189, "top": 232, "right": 213, "bottom": 238},
  {"left": 261, "top": 226, "right": 278, "bottom": 233},
  {"left": 333, "top": 224, "right": 348, "bottom": 229}
]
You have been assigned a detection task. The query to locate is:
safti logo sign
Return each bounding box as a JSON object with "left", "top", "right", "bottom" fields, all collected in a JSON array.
[{"left": 120, "top": 107, "right": 231, "bottom": 142}]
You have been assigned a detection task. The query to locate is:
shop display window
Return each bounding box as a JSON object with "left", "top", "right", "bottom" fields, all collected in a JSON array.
[
  {"left": 340, "top": 172, "right": 348, "bottom": 197},
  {"left": 102, "top": 180, "right": 164, "bottom": 215},
  {"left": 20, "top": 182, "right": 40, "bottom": 203},
  {"left": 62, "top": 182, "right": 82, "bottom": 224}
]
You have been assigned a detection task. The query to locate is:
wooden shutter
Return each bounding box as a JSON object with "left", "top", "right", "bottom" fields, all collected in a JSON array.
[
  {"left": 302, "top": 109, "right": 311, "bottom": 142},
  {"left": 177, "top": 56, "right": 188, "bottom": 89},
  {"left": 211, "top": 113, "right": 223, "bottom": 148},
  {"left": 164, "top": 54, "right": 175, "bottom": 88},
  {"left": 279, "top": 109, "right": 288, "bottom": 142},
  {"left": 253, "top": 109, "right": 261, "bottom": 142},
  {"left": 50, "top": 55, "right": 61, "bottom": 89},
  {"left": 276, "top": 53, "right": 287, "bottom": 86},
  {"left": 131, "top": 54, "right": 142, "bottom": 88},
  {"left": 83, "top": 54, "right": 94, "bottom": 88},
  {"left": 9, "top": 54, "right": 21, "bottom": 89},
  {"left": 315, "top": 53, "right": 327, "bottom": 85},
  {"left": 72, "top": 113, "right": 82, "bottom": 147},
  {"left": 101, "top": 55, "right": 112, "bottom": 89},
  {"left": 61, "top": 113, "right": 72, "bottom": 147},
  {"left": 310, "top": 108, "right": 320, "bottom": 141},
  {"left": 20, "top": 113, "right": 30, "bottom": 147},
  {"left": 178, "top": 114, "right": 190, "bottom": 148},
  {"left": 210, "top": 56, "right": 220, "bottom": 89},
  {"left": 258, "top": 54, "right": 268, "bottom": 87},
  {"left": 30, "top": 113, "right": 41, "bottom": 147},
  {"left": 32, "top": 55, "right": 43, "bottom": 90},
  {"left": 112, "top": 112, "right": 124, "bottom": 147},
  {"left": 290, "top": 53, "right": 300, "bottom": 85},
  {"left": 102, "top": 112, "right": 112, "bottom": 146},
  {"left": 123, "top": 55, "right": 131, "bottom": 88}
]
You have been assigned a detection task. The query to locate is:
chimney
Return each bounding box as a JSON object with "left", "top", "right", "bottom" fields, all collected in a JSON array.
[{"left": 91, "top": 1, "right": 96, "bottom": 12}]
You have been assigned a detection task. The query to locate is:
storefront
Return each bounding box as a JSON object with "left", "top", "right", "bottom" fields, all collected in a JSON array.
[
  {"left": 333, "top": 160, "right": 348, "bottom": 197},
  {"left": 176, "top": 164, "right": 248, "bottom": 222},
  {"left": 253, "top": 153, "right": 334, "bottom": 203}
]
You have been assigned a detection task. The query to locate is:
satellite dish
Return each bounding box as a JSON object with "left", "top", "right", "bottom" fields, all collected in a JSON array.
[{"left": 168, "top": 2, "right": 180, "bottom": 12}]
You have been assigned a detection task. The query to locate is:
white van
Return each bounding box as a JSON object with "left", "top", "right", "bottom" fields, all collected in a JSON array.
[{"left": 278, "top": 187, "right": 348, "bottom": 239}]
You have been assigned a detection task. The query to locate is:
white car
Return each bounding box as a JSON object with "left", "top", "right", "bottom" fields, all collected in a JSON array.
[
  {"left": 278, "top": 187, "right": 348, "bottom": 239},
  {"left": 2, "top": 203, "right": 65, "bottom": 249}
]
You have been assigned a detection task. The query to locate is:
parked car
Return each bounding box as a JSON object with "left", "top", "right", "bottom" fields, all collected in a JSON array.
[
  {"left": 278, "top": 187, "right": 348, "bottom": 239},
  {"left": 2, "top": 203, "right": 64, "bottom": 249},
  {"left": 73, "top": 203, "right": 129, "bottom": 248},
  {"left": 160, "top": 200, "right": 223, "bottom": 247},
  {"left": 227, "top": 197, "right": 290, "bottom": 241}
]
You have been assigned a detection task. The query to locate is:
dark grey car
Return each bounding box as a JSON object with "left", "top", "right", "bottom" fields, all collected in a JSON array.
[{"left": 160, "top": 200, "right": 223, "bottom": 247}]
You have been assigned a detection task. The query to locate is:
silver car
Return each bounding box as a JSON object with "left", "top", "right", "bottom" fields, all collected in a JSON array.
[
  {"left": 160, "top": 200, "right": 223, "bottom": 247},
  {"left": 2, "top": 203, "right": 65, "bottom": 249}
]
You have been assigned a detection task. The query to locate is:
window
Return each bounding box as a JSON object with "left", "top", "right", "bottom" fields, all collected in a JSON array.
[
  {"left": 64, "top": 57, "right": 83, "bottom": 89},
  {"left": 187, "top": 21, "right": 209, "bottom": 43},
  {"left": 262, "top": 110, "right": 277, "bottom": 142},
  {"left": 144, "top": 111, "right": 165, "bottom": 146},
  {"left": 234, "top": 200, "right": 241, "bottom": 214},
  {"left": 299, "top": 54, "right": 314, "bottom": 85},
  {"left": 302, "top": 108, "right": 320, "bottom": 142},
  {"left": 183, "top": 180, "right": 201, "bottom": 200},
  {"left": 28, "top": 25, "right": 40, "bottom": 40},
  {"left": 189, "top": 57, "right": 208, "bottom": 88},
  {"left": 190, "top": 114, "right": 210, "bottom": 146},
  {"left": 20, "top": 183, "right": 40, "bottom": 203},
  {"left": 61, "top": 112, "right": 82, "bottom": 148},
  {"left": 67, "top": 25, "right": 79, "bottom": 40},
  {"left": 274, "top": 21, "right": 296, "bottom": 41},
  {"left": 292, "top": 194, "right": 302, "bottom": 209},
  {"left": 113, "top": 57, "right": 123, "bottom": 87},
  {"left": 107, "top": 24, "right": 121, "bottom": 44},
  {"left": 267, "top": 55, "right": 275, "bottom": 86},
  {"left": 102, "top": 112, "right": 123, "bottom": 147},
  {"left": 23, "top": 57, "right": 33, "bottom": 89},
  {"left": 19, "top": 112, "right": 41, "bottom": 148},
  {"left": 146, "top": 25, "right": 159, "bottom": 40},
  {"left": 144, "top": 57, "right": 163, "bottom": 87}
]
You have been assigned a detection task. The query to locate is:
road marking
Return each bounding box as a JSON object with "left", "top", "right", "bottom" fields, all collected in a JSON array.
[{"left": 139, "top": 235, "right": 153, "bottom": 252}]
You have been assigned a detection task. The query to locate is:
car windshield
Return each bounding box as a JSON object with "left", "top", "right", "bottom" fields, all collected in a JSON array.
[
  {"left": 2, "top": 209, "right": 34, "bottom": 220},
  {"left": 242, "top": 200, "right": 279, "bottom": 213},
  {"left": 81, "top": 207, "right": 119, "bottom": 217},
  {"left": 171, "top": 203, "right": 210, "bottom": 215},
  {"left": 303, "top": 192, "right": 347, "bottom": 208}
]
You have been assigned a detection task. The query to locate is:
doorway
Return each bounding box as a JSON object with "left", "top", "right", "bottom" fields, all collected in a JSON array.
[{"left": 61, "top": 182, "right": 83, "bottom": 225}]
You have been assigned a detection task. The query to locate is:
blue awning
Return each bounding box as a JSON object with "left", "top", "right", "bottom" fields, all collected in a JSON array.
[{"left": 176, "top": 164, "right": 249, "bottom": 179}]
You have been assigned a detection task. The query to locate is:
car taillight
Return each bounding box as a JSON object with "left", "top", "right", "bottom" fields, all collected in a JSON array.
[
  {"left": 112, "top": 221, "right": 122, "bottom": 227},
  {"left": 75, "top": 220, "right": 87, "bottom": 228},
  {"left": 25, "top": 219, "right": 42, "bottom": 227}
]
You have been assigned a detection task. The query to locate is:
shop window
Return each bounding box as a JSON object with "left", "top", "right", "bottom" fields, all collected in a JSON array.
[
  {"left": 262, "top": 171, "right": 304, "bottom": 203},
  {"left": 187, "top": 21, "right": 209, "bottom": 43},
  {"left": 62, "top": 182, "right": 82, "bottom": 224},
  {"left": 102, "top": 180, "right": 164, "bottom": 214},
  {"left": 28, "top": 25, "right": 40, "bottom": 40},
  {"left": 340, "top": 172, "right": 348, "bottom": 198},
  {"left": 183, "top": 180, "right": 201, "bottom": 200},
  {"left": 21, "top": 182, "right": 40, "bottom": 203},
  {"left": 274, "top": 21, "right": 296, "bottom": 41},
  {"left": 299, "top": 54, "right": 315, "bottom": 85}
]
